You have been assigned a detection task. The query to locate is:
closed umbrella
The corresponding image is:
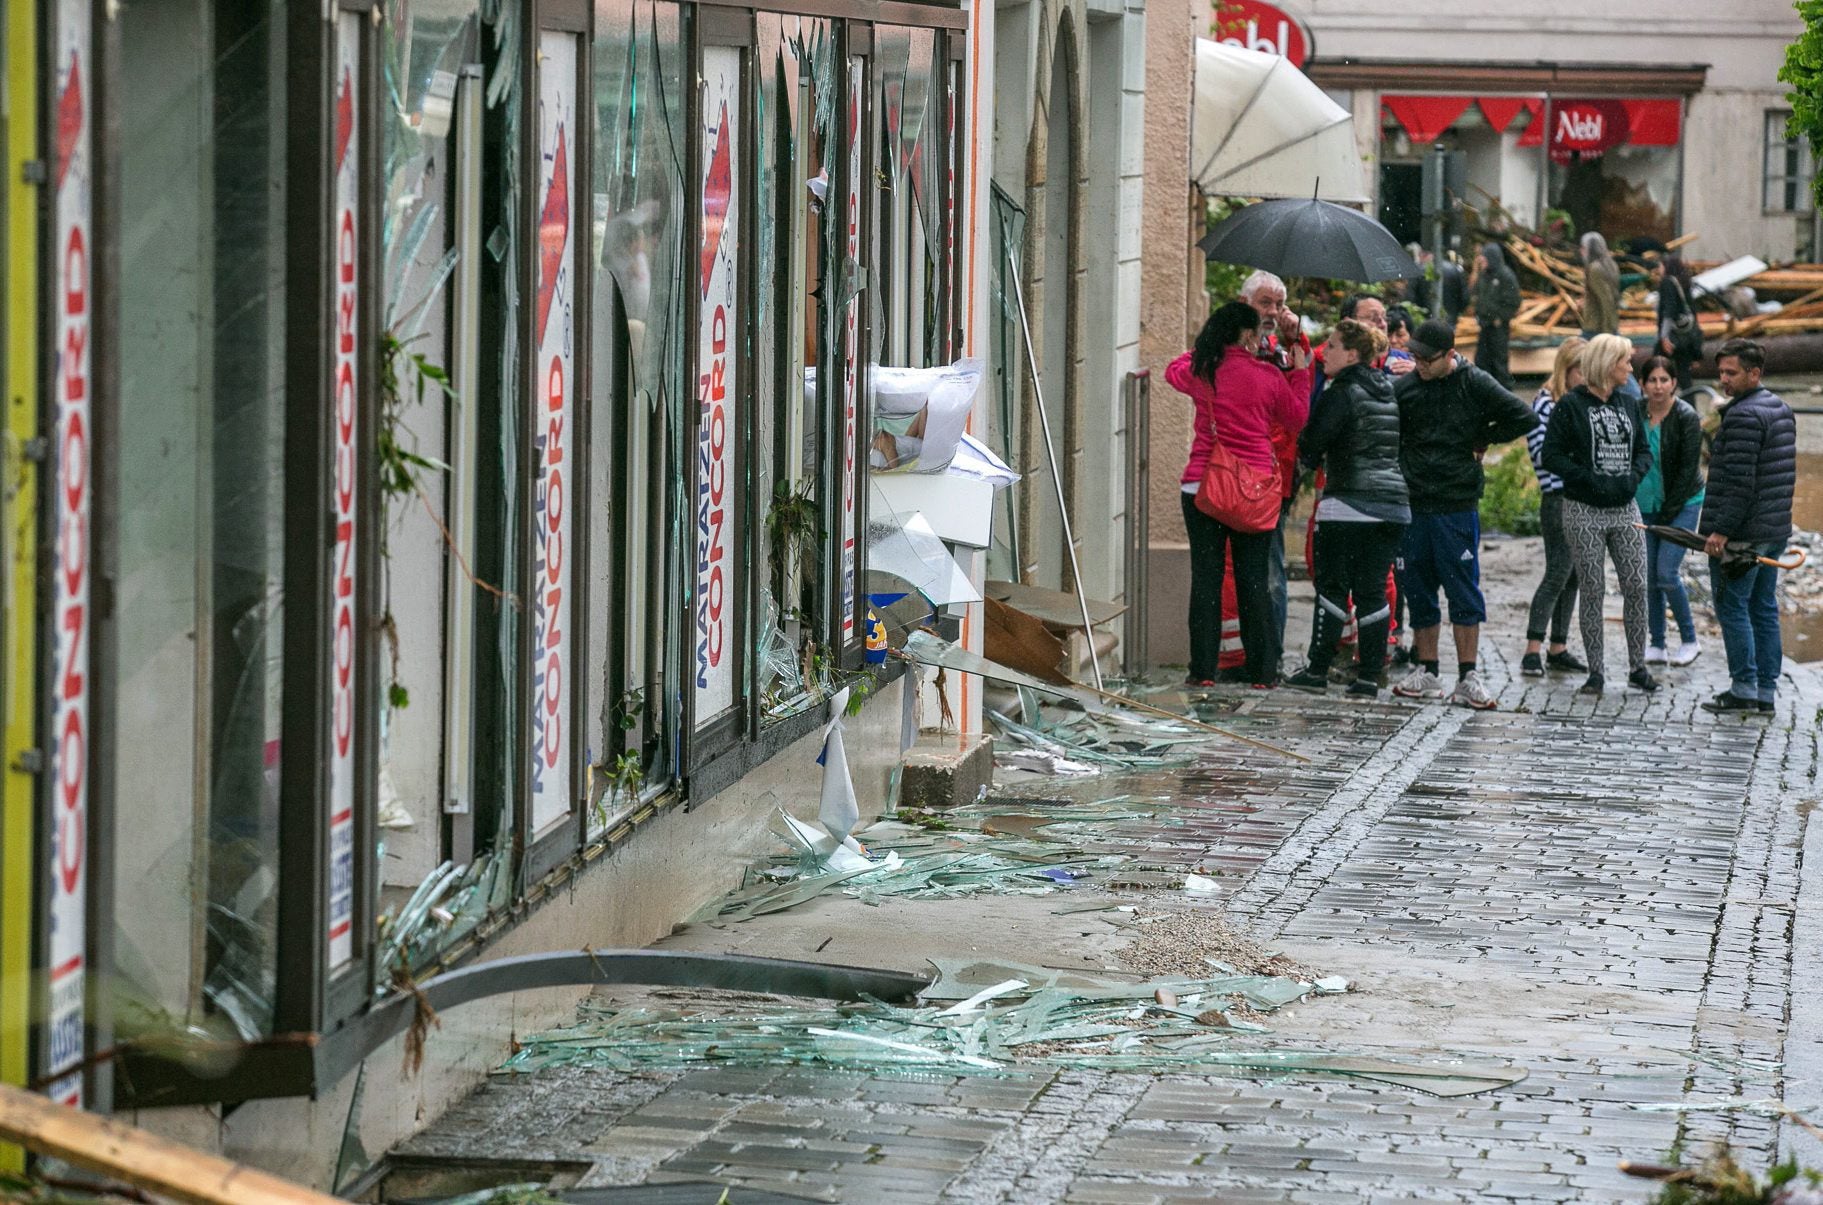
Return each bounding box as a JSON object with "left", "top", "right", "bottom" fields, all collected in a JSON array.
[
  {"left": 1192, "top": 38, "right": 1368, "bottom": 204},
  {"left": 1634, "top": 525, "right": 1807, "bottom": 579},
  {"left": 1197, "top": 196, "right": 1419, "bottom": 283}
]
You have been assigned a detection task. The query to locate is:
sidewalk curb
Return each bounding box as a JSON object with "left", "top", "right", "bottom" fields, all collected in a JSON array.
[{"left": 1784, "top": 794, "right": 1823, "bottom": 1166}]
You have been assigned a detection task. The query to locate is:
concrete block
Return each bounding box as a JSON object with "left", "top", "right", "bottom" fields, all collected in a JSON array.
[{"left": 899, "top": 735, "right": 996, "bottom": 809}]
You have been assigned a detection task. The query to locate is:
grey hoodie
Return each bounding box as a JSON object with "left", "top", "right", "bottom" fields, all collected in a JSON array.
[{"left": 1473, "top": 242, "right": 1522, "bottom": 325}]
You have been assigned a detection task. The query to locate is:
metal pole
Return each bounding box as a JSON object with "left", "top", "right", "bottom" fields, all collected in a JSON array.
[{"left": 1005, "top": 246, "right": 1105, "bottom": 691}]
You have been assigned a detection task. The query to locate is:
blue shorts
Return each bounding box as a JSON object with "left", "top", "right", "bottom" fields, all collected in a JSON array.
[{"left": 1396, "top": 510, "right": 1487, "bottom": 629}]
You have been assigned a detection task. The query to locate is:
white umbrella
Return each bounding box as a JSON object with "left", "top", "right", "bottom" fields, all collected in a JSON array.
[{"left": 1191, "top": 38, "right": 1369, "bottom": 204}]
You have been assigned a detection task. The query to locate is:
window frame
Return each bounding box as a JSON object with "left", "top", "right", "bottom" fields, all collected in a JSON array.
[
  {"left": 521, "top": 1, "right": 595, "bottom": 887},
  {"left": 1764, "top": 109, "right": 1815, "bottom": 216}
]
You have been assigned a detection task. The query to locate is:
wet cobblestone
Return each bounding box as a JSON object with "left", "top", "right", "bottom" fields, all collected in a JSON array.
[{"left": 398, "top": 566, "right": 1823, "bottom": 1202}]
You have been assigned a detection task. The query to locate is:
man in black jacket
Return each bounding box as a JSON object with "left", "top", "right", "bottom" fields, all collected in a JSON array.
[
  {"left": 1391, "top": 320, "right": 1539, "bottom": 710},
  {"left": 1472, "top": 243, "right": 1522, "bottom": 388},
  {"left": 1699, "top": 339, "right": 1797, "bottom": 715}
]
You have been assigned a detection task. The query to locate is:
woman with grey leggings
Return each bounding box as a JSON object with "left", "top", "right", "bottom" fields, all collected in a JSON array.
[
  {"left": 1540, "top": 334, "right": 1658, "bottom": 694},
  {"left": 1520, "top": 338, "right": 1589, "bottom": 678}
]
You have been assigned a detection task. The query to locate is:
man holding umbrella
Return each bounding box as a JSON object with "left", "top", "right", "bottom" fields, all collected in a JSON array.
[
  {"left": 1391, "top": 319, "right": 1538, "bottom": 709},
  {"left": 1698, "top": 339, "right": 1796, "bottom": 715}
]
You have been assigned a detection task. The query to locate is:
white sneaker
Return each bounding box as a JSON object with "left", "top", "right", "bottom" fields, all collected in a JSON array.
[
  {"left": 1670, "top": 641, "right": 1701, "bottom": 667},
  {"left": 1450, "top": 671, "right": 1498, "bottom": 711},
  {"left": 1645, "top": 646, "right": 1668, "bottom": 665},
  {"left": 1392, "top": 668, "right": 1445, "bottom": 700}
]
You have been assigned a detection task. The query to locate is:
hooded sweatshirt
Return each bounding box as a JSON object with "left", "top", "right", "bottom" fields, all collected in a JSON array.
[
  {"left": 1473, "top": 242, "right": 1522, "bottom": 326},
  {"left": 1539, "top": 384, "right": 1653, "bottom": 509}
]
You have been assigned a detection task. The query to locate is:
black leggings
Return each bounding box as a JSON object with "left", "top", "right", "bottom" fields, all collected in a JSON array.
[
  {"left": 1308, "top": 520, "right": 1404, "bottom": 680},
  {"left": 1182, "top": 493, "right": 1278, "bottom": 683},
  {"left": 1525, "top": 490, "right": 1578, "bottom": 645}
]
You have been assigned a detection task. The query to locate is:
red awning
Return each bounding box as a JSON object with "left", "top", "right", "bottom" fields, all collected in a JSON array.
[
  {"left": 1621, "top": 98, "right": 1681, "bottom": 146},
  {"left": 1478, "top": 97, "right": 1529, "bottom": 133},
  {"left": 1382, "top": 95, "right": 1471, "bottom": 145},
  {"left": 1515, "top": 99, "right": 1547, "bottom": 147}
]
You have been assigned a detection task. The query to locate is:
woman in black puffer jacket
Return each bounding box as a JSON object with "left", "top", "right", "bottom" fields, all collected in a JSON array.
[{"left": 1286, "top": 319, "right": 1410, "bottom": 698}]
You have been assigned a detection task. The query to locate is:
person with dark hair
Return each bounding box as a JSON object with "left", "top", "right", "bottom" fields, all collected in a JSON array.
[
  {"left": 1286, "top": 319, "right": 1409, "bottom": 698},
  {"left": 1699, "top": 339, "right": 1796, "bottom": 714},
  {"left": 1653, "top": 254, "right": 1701, "bottom": 392},
  {"left": 1391, "top": 319, "right": 1538, "bottom": 709},
  {"left": 1472, "top": 242, "right": 1523, "bottom": 388},
  {"left": 1168, "top": 301, "right": 1312, "bottom": 687},
  {"left": 1635, "top": 355, "right": 1706, "bottom": 668}
]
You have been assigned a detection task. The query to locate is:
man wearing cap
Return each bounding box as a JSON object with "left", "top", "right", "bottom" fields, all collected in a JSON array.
[{"left": 1390, "top": 319, "right": 1539, "bottom": 709}]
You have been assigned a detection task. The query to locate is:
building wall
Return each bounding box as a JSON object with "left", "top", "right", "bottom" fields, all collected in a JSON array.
[{"left": 125, "top": 678, "right": 913, "bottom": 1190}]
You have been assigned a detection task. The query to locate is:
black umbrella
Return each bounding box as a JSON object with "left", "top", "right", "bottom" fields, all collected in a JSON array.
[
  {"left": 1635, "top": 525, "right": 1808, "bottom": 580},
  {"left": 1197, "top": 197, "right": 1420, "bottom": 283}
]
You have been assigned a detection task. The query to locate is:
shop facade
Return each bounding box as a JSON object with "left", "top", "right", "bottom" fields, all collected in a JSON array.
[
  {"left": 1299, "top": 0, "right": 1810, "bottom": 263},
  {"left": 2, "top": 0, "right": 988, "bottom": 1184}
]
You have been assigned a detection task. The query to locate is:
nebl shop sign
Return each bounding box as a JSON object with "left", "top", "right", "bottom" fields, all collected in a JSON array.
[
  {"left": 1548, "top": 99, "right": 1628, "bottom": 161},
  {"left": 1211, "top": 0, "right": 1312, "bottom": 69}
]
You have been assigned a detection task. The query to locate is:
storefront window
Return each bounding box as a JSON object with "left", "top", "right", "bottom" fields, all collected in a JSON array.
[
  {"left": 753, "top": 13, "right": 836, "bottom": 723},
  {"left": 1379, "top": 94, "right": 1684, "bottom": 249},
  {"left": 114, "top": 0, "right": 287, "bottom": 1041},
  {"left": 589, "top": 0, "right": 690, "bottom": 821}
]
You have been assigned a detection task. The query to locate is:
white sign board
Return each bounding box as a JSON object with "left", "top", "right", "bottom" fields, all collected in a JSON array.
[
  {"left": 47, "top": 0, "right": 93, "bottom": 1108},
  {"left": 694, "top": 46, "right": 739, "bottom": 724},
  {"left": 530, "top": 31, "right": 577, "bottom": 833}
]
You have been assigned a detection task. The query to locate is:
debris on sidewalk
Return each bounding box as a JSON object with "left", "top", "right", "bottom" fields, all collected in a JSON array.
[
  {"left": 1116, "top": 908, "right": 1312, "bottom": 982},
  {"left": 503, "top": 965, "right": 1523, "bottom": 1097}
]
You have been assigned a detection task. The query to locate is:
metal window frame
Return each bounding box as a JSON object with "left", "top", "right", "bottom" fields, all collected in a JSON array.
[
  {"left": 97, "top": 0, "right": 959, "bottom": 1112},
  {"left": 521, "top": 0, "right": 595, "bottom": 887}
]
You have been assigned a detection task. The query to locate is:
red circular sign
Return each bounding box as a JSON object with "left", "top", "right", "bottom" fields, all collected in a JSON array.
[
  {"left": 1211, "top": 0, "right": 1313, "bottom": 68},
  {"left": 1548, "top": 99, "right": 1630, "bottom": 160}
]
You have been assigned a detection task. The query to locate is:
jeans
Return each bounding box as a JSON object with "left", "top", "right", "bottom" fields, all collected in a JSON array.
[
  {"left": 1645, "top": 500, "right": 1701, "bottom": 648},
  {"left": 1183, "top": 493, "right": 1280, "bottom": 684},
  {"left": 1525, "top": 491, "right": 1578, "bottom": 645},
  {"left": 1267, "top": 495, "right": 1292, "bottom": 644},
  {"left": 1308, "top": 521, "right": 1404, "bottom": 680},
  {"left": 1562, "top": 498, "right": 1648, "bottom": 675},
  {"left": 1711, "top": 540, "right": 1785, "bottom": 703}
]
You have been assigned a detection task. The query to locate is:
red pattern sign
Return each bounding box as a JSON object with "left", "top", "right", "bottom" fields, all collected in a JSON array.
[{"left": 1211, "top": 0, "right": 1312, "bottom": 68}]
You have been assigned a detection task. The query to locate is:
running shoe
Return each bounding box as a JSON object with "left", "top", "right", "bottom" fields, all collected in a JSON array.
[
  {"left": 1580, "top": 674, "right": 1605, "bottom": 695},
  {"left": 1450, "top": 671, "right": 1498, "bottom": 711},
  {"left": 1701, "top": 691, "right": 1758, "bottom": 714},
  {"left": 1547, "top": 649, "right": 1589, "bottom": 673},
  {"left": 1285, "top": 668, "right": 1329, "bottom": 693},
  {"left": 1670, "top": 642, "right": 1701, "bottom": 667},
  {"left": 1644, "top": 646, "right": 1668, "bottom": 665},
  {"left": 1520, "top": 652, "right": 1544, "bottom": 677},
  {"left": 1392, "top": 668, "right": 1444, "bottom": 700},
  {"left": 1627, "top": 668, "right": 1659, "bottom": 693}
]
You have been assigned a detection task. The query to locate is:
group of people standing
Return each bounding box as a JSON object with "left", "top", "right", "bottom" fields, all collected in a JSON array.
[{"left": 1171, "top": 265, "right": 1798, "bottom": 715}]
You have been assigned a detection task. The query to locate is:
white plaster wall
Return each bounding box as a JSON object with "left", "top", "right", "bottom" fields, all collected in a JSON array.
[{"left": 1685, "top": 88, "right": 1814, "bottom": 262}]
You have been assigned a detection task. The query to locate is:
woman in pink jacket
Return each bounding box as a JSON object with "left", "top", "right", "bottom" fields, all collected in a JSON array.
[{"left": 1168, "top": 300, "right": 1312, "bottom": 686}]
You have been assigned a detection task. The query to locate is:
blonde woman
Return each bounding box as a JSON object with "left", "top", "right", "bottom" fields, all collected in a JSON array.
[
  {"left": 1541, "top": 334, "right": 1656, "bottom": 694},
  {"left": 1519, "top": 338, "right": 1589, "bottom": 678}
]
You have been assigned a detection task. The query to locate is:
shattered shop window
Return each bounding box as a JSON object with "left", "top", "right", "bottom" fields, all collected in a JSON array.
[
  {"left": 112, "top": 0, "right": 288, "bottom": 1042},
  {"left": 587, "top": 0, "right": 691, "bottom": 820}
]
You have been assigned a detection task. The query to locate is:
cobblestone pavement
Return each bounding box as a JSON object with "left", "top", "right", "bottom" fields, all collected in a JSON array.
[{"left": 400, "top": 540, "right": 1823, "bottom": 1202}]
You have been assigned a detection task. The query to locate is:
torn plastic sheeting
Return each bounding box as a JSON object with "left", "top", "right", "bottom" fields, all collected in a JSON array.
[
  {"left": 866, "top": 506, "right": 979, "bottom": 607},
  {"left": 949, "top": 433, "right": 1019, "bottom": 491},
  {"left": 874, "top": 472, "right": 996, "bottom": 549},
  {"left": 866, "top": 359, "right": 982, "bottom": 473},
  {"left": 901, "top": 630, "right": 1074, "bottom": 698}
]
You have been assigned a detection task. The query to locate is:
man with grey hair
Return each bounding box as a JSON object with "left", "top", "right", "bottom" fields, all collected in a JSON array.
[{"left": 1235, "top": 269, "right": 1309, "bottom": 659}]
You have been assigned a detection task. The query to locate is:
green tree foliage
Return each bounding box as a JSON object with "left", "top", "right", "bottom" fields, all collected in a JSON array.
[{"left": 1780, "top": 0, "right": 1823, "bottom": 209}]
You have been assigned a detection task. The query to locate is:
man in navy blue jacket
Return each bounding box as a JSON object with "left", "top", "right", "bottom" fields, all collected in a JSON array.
[{"left": 1699, "top": 339, "right": 1797, "bottom": 715}]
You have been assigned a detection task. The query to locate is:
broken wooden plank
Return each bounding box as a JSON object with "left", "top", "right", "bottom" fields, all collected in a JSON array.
[{"left": 0, "top": 1083, "right": 341, "bottom": 1204}]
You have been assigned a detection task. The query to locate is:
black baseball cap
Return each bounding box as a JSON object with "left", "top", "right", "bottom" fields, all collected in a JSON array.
[{"left": 1408, "top": 319, "right": 1456, "bottom": 360}]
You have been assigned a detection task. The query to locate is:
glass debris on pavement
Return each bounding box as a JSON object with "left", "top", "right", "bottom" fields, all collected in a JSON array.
[{"left": 501, "top": 961, "right": 1523, "bottom": 1098}]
